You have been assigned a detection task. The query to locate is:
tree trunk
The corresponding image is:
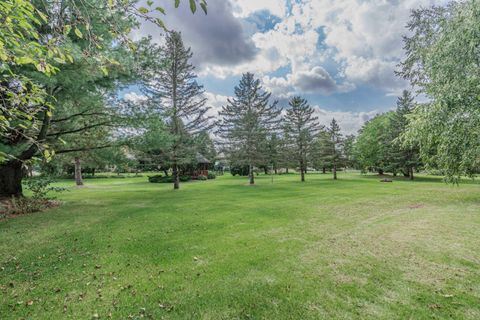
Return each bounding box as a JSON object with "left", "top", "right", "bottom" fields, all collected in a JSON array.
[
  {"left": 322, "top": 167, "right": 326, "bottom": 174},
  {"left": 92, "top": 168, "right": 96, "bottom": 177},
  {"left": 378, "top": 169, "right": 384, "bottom": 175},
  {"left": 300, "top": 161, "right": 305, "bottom": 182},
  {"left": 274, "top": 167, "right": 278, "bottom": 175},
  {"left": 410, "top": 167, "right": 414, "bottom": 180},
  {"left": 333, "top": 164, "right": 337, "bottom": 180},
  {"left": 163, "top": 169, "right": 169, "bottom": 177},
  {"left": 249, "top": 164, "right": 255, "bottom": 185},
  {"left": 0, "top": 161, "right": 24, "bottom": 198},
  {"left": 173, "top": 163, "right": 180, "bottom": 190},
  {"left": 264, "top": 167, "right": 268, "bottom": 174},
  {"left": 74, "top": 157, "right": 84, "bottom": 186},
  {"left": 286, "top": 168, "right": 289, "bottom": 174}
]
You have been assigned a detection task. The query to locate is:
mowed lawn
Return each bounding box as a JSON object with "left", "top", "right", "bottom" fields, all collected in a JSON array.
[{"left": 1, "top": 173, "right": 480, "bottom": 319}]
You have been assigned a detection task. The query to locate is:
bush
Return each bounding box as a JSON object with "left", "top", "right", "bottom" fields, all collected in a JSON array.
[
  {"left": 2, "top": 197, "right": 49, "bottom": 215},
  {"left": 1, "top": 177, "right": 65, "bottom": 217},
  {"left": 198, "top": 175, "right": 208, "bottom": 181},
  {"left": 25, "top": 177, "right": 66, "bottom": 200},
  {"left": 207, "top": 172, "right": 216, "bottom": 179},
  {"left": 148, "top": 175, "right": 191, "bottom": 183},
  {"left": 148, "top": 175, "right": 173, "bottom": 183}
]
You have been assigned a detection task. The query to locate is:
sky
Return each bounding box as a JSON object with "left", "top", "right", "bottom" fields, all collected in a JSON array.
[{"left": 126, "top": 0, "right": 447, "bottom": 135}]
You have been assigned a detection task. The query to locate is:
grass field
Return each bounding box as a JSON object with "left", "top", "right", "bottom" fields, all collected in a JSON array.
[{"left": 1, "top": 173, "right": 480, "bottom": 319}]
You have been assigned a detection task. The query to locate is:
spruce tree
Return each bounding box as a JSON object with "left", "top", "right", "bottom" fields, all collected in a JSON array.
[
  {"left": 324, "top": 118, "right": 344, "bottom": 180},
  {"left": 216, "top": 73, "right": 281, "bottom": 185},
  {"left": 390, "top": 90, "right": 421, "bottom": 179},
  {"left": 144, "top": 31, "right": 212, "bottom": 189},
  {"left": 283, "top": 96, "right": 322, "bottom": 182}
]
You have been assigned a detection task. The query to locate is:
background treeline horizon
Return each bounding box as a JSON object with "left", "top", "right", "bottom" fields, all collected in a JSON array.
[{"left": 1, "top": 0, "right": 479, "bottom": 196}]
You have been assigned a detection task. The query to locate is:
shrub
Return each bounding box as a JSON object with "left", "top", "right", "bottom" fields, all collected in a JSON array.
[
  {"left": 1, "top": 177, "right": 65, "bottom": 216},
  {"left": 25, "top": 177, "right": 66, "bottom": 200},
  {"left": 198, "top": 175, "right": 208, "bottom": 181},
  {"left": 207, "top": 172, "right": 216, "bottom": 179},
  {"left": 148, "top": 175, "right": 173, "bottom": 183},
  {"left": 148, "top": 175, "right": 191, "bottom": 183}
]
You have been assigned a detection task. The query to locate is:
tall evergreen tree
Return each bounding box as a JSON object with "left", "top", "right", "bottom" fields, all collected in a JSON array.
[
  {"left": 143, "top": 31, "right": 212, "bottom": 189},
  {"left": 324, "top": 118, "right": 344, "bottom": 180},
  {"left": 283, "top": 96, "right": 322, "bottom": 182},
  {"left": 390, "top": 90, "right": 421, "bottom": 179},
  {"left": 342, "top": 134, "right": 356, "bottom": 170},
  {"left": 216, "top": 73, "right": 281, "bottom": 185}
]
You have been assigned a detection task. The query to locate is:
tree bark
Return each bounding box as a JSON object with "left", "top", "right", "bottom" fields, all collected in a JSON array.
[
  {"left": 333, "top": 164, "right": 337, "bottom": 180},
  {"left": 300, "top": 161, "right": 305, "bottom": 182},
  {"left": 410, "top": 166, "right": 414, "bottom": 180},
  {"left": 173, "top": 163, "right": 180, "bottom": 190},
  {"left": 322, "top": 167, "right": 326, "bottom": 174},
  {"left": 0, "top": 161, "right": 24, "bottom": 198},
  {"left": 74, "top": 157, "right": 84, "bottom": 186},
  {"left": 249, "top": 164, "right": 255, "bottom": 185},
  {"left": 286, "top": 168, "right": 289, "bottom": 174}
]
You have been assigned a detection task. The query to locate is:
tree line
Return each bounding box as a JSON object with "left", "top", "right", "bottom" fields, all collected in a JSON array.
[{"left": 1, "top": 0, "right": 479, "bottom": 197}]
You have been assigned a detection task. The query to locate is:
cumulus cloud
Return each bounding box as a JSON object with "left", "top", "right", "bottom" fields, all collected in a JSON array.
[
  {"left": 314, "top": 107, "right": 380, "bottom": 135},
  {"left": 230, "top": 0, "right": 287, "bottom": 18},
  {"left": 123, "top": 92, "right": 147, "bottom": 104},
  {"left": 203, "top": 92, "right": 229, "bottom": 118},
  {"left": 133, "top": 0, "right": 257, "bottom": 68},
  {"left": 262, "top": 66, "right": 354, "bottom": 98}
]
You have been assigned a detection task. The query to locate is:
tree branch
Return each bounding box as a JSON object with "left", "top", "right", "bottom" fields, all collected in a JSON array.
[{"left": 55, "top": 144, "right": 112, "bottom": 154}]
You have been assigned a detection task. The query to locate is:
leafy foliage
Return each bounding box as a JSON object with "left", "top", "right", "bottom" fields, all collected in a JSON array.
[{"left": 398, "top": 1, "right": 480, "bottom": 182}]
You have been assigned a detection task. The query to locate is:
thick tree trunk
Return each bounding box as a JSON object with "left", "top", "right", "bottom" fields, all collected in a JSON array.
[
  {"left": 300, "top": 161, "right": 305, "bottom": 182},
  {"left": 410, "top": 167, "right": 414, "bottom": 180},
  {"left": 274, "top": 167, "right": 278, "bottom": 175},
  {"left": 172, "top": 163, "right": 180, "bottom": 190},
  {"left": 264, "top": 167, "right": 268, "bottom": 175},
  {"left": 249, "top": 164, "right": 255, "bottom": 185},
  {"left": 333, "top": 164, "right": 337, "bottom": 180},
  {"left": 322, "top": 167, "right": 326, "bottom": 174},
  {"left": 74, "top": 157, "right": 84, "bottom": 186},
  {"left": 0, "top": 161, "right": 24, "bottom": 198},
  {"left": 286, "top": 168, "right": 289, "bottom": 174},
  {"left": 92, "top": 168, "right": 96, "bottom": 177}
]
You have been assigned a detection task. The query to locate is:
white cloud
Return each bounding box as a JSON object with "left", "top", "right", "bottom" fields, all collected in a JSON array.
[
  {"left": 201, "top": 0, "right": 448, "bottom": 95},
  {"left": 203, "top": 92, "right": 229, "bottom": 118},
  {"left": 314, "top": 107, "right": 380, "bottom": 135},
  {"left": 230, "top": 0, "right": 287, "bottom": 18},
  {"left": 123, "top": 92, "right": 147, "bottom": 104}
]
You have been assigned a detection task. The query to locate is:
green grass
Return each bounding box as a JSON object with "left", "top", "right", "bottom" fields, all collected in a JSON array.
[{"left": 1, "top": 173, "right": 480, "bottom": 319}]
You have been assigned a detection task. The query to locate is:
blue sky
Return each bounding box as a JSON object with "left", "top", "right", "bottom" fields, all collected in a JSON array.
[{"left": 128, "top": 0, "right": 446, "bottom": 134}]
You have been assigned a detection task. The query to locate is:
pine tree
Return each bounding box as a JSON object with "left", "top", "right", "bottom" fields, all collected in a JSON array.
[
  {"left": 216, "top": 73, "right": 281, "bottom": 185},
  {"left": 283, "top": 96, "right": 322, "bottom": 182},
  {"left": 144, "top": 31, "right": 212, "bottom": 189},
  {"left": 324, "top": 118, "right": 344, "bottom": 180},
  {"left": 390, "top": 90, "right": 421, "bottom": 179}
]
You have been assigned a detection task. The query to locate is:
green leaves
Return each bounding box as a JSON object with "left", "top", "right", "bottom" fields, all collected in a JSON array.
[
  {"left": 189, "top": 0, "right": 196, "bottom": 13},
  {"left": 74, "top": 27, "right": 83, "bottom": 39},
  {"left": 138, "top": 7, "right": 149, "bottom": 14}
]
